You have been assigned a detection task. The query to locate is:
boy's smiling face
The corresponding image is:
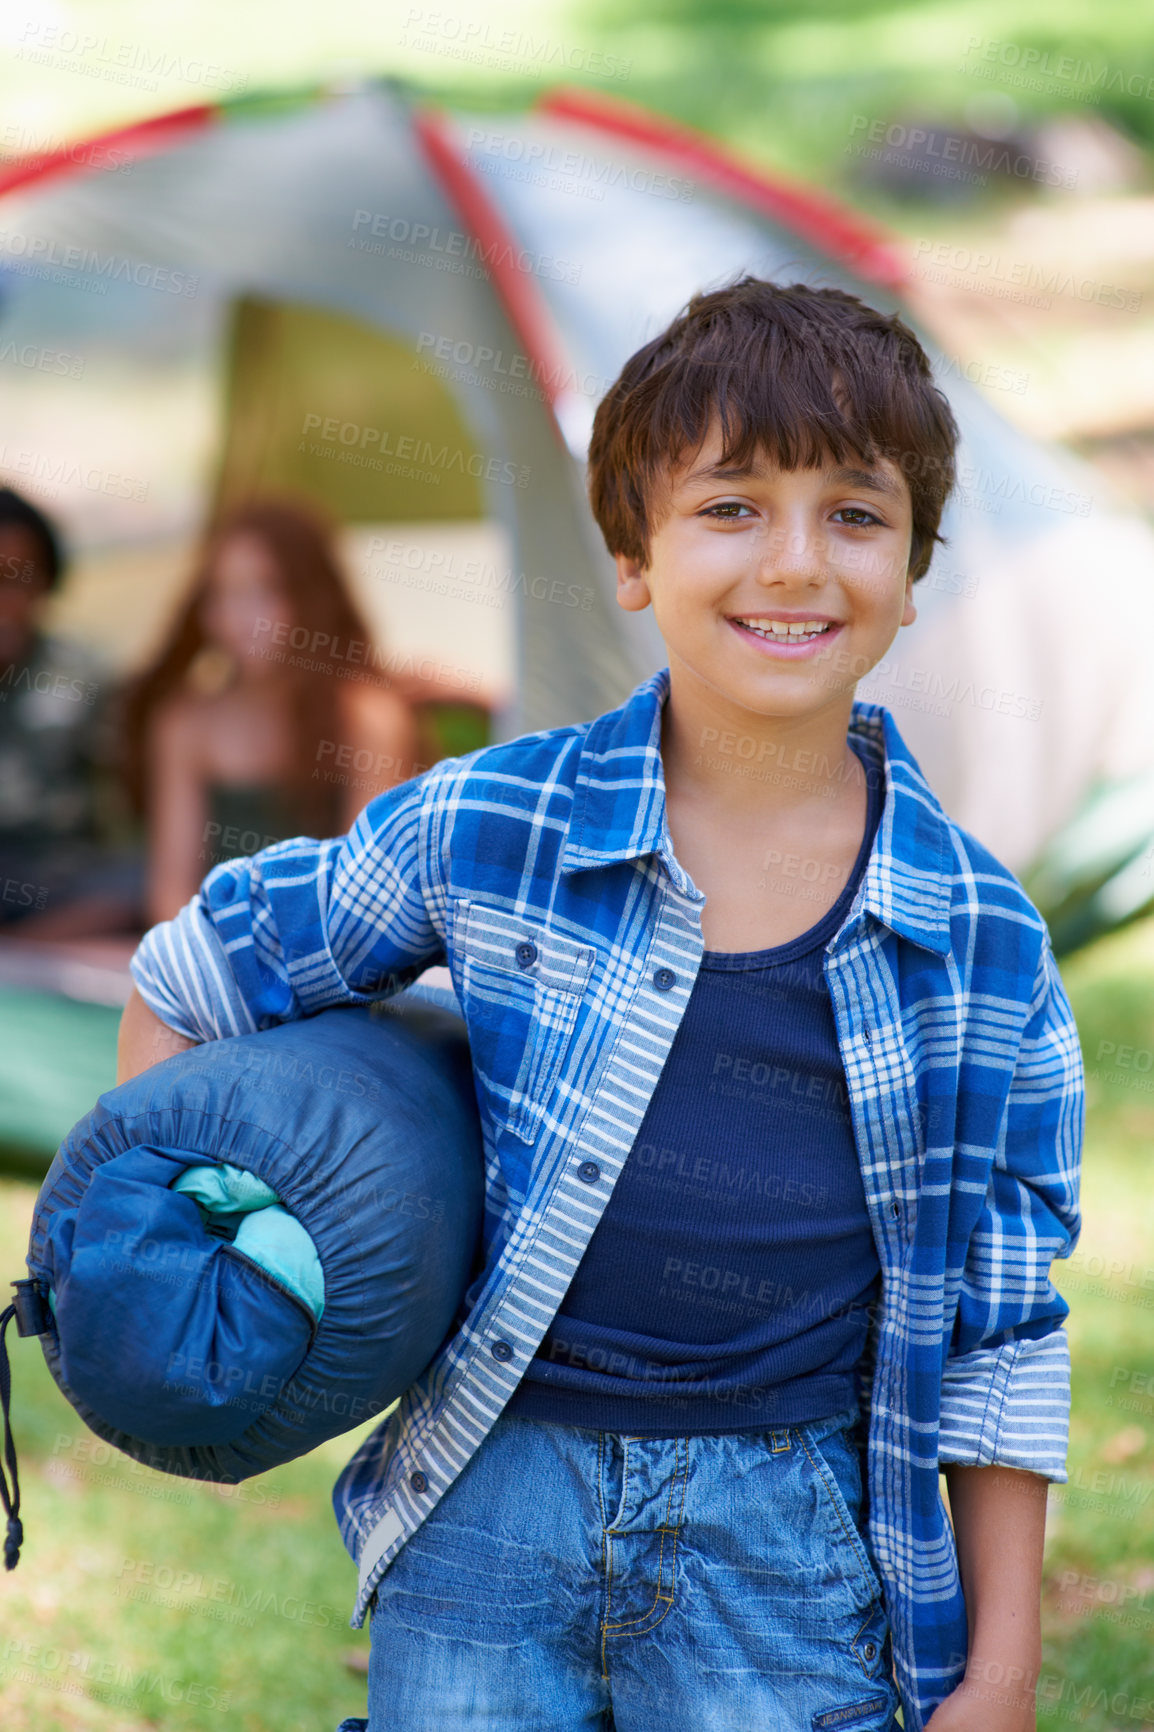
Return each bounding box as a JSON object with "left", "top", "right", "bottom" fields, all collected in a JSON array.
[{"left": 614, "top": 418, "right": 917, "bottom": 727}]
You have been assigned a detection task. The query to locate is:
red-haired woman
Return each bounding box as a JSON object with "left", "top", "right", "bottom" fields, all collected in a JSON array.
[{"left": 123, "top": 499, "right": 419, "bottom": 926}]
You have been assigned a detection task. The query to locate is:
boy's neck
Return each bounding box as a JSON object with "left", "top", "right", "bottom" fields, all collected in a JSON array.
[{"left": 659, "top": 662, "right": 863, "bottom": 817}]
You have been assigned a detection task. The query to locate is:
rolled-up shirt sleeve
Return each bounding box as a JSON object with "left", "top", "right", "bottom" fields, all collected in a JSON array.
[
  {"left": 130, "top": 771, "right": 446, "bottom": 1045},
  {"left": 937, "top": 938, "right": 1084, "bottom": 1482}
]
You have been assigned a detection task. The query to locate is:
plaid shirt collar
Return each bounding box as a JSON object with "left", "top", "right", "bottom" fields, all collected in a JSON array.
[{"left": 561, "top": 665, "right": 954, "bottom": 956}]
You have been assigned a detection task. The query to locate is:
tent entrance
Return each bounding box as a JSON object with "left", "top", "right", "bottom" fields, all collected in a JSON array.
[
  {"left": 214, "top": 295, "right": 488, "bottom": 524},
  {"left": 213, "top": 295, "right": 512, "bottom": 745}
]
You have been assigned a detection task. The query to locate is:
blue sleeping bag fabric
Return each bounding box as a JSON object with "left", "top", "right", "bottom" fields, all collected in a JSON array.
[{"left": 26, "top": 999, "right": 483, "bottom": 1482}]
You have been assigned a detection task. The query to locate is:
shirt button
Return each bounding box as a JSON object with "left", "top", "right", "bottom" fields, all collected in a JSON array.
[
  {"left": 863, "top": 1025, "right": 873, "bottom": 1043},
  {"left": 409, "top": 1470, "right": 428, "bottom": 1493},
  {"left": 888, "top": 1200, "right": 902, "bottom": 1220},
  {"left": 515, "top": 940, "right": 538, "bottom": 969},
  {"left": 491, "top": 1339, "right": 514, "bottom": 1362},
  {"left": 862, "top": 1641, "right": 877, "bottom": 1662},
  {"left": 653, "top": 967, "right": 676, "bottom": 991},
  {"left": 576, "top": 1160, "right": 601, "bottom": 1184}
]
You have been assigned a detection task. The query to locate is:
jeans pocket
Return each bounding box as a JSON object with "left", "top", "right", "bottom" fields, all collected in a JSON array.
[{"left": 797, "top": 1421, "right": 884, "bottom": 1606}]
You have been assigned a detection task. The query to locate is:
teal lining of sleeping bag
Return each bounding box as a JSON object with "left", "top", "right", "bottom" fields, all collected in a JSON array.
[{"left": 171, "top": 1163, "right": 325, "bottom": 1320}]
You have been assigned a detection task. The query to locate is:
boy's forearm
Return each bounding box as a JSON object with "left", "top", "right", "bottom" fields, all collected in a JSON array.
[
  {"left": 117, "top": 986, "right": 197, "bottom": 1084},
  {"left": 935, "top": 1462, "right": 1047, "bottom": 1725}
]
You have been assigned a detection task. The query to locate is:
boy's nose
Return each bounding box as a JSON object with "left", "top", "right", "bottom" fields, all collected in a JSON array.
[{"left": 758, "top": 523, "right": 826, "bottom": 583}]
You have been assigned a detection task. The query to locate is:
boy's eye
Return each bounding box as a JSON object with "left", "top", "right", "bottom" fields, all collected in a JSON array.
[
  {"left": 832, "top": 506, "right": 883, "bottom": 527},
  {"left": 701, "top": 502, "right": 754, "bottom": 519}
]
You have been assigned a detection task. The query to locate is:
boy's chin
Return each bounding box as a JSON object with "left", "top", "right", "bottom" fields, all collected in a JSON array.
[{"left": 669, "top": 651, "right": 858, "bottom": 716}]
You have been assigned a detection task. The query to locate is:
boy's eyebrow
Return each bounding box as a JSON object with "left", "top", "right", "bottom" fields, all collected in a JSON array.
[
  {"left": 826, "top": 464, "right": 904, "bottom": 499},
  {"left": 678, "top": 458, "right": 904, "bottom": 497},
  {"left": 680, "top": 460, "right": 757, "bottom": 485}
]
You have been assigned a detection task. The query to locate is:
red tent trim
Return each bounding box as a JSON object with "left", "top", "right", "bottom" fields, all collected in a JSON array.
[
  {"left": 412, "top": 106, "right": 573, "bottom": 435},
  {"left": 0, "top": 105, "right": 217, "bottom": 201},
  {"left": 535, "top": 85, "right": 908, "bottom": 291}
]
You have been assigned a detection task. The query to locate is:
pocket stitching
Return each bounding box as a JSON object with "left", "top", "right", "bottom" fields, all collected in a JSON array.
[
  {"left": 456, "top": 899, "right": 594, "bottom": 1141},
  {"left": 459, "top": 899, "right": 596, "bottom": 989},
  {"left": 796, "top": 1427, "right": 883, "bottom": 1603}
]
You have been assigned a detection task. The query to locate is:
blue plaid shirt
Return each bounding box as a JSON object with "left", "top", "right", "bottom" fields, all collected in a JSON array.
[{"left": 131, "top": 666, "right": 1083, "bottom": 1731}]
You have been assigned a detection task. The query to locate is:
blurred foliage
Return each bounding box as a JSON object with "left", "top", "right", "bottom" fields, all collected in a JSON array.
[{"left": 571, "top": 0, "right": 1154, "bottom": 197}]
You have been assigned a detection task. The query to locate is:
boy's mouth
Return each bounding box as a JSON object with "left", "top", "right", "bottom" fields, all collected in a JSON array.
[{"left": 728, "top": 614, "right": 840, "bottom": 649}]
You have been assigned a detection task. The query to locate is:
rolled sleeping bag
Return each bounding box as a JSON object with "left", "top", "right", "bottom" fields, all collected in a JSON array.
[{"left": 13, "top": 998, "right": 483, "bottom": 1495}]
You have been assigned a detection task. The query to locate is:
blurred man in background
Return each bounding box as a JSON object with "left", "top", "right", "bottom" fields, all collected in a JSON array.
[{"left": 0, "top": 485, "right": 138, "bottom": 937}]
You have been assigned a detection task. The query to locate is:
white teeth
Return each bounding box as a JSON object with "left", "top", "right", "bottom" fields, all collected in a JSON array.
[{"left": 735, "top": 617, "right": 830, "bottom": 640}]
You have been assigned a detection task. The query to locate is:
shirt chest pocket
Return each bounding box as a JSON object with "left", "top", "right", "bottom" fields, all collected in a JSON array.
[{"left": 456, "top": 899, "right": 596, "bottom": 1145}]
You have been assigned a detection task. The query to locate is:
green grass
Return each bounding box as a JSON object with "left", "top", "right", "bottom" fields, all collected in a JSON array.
[
  {"left": 2, "top": 918, "right": 1154, "bottom": 1727},
  {"left": 1034, "top": 917, "right": 1154, "bottom": 1729}
]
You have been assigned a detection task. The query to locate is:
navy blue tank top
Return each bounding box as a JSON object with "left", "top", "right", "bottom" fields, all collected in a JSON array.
[{"left": 507, "top": 744, "right": 884, "bottom": 1435}]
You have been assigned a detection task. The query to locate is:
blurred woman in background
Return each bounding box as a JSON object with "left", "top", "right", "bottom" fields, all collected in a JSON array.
[{"left": 123, "top": 498, "right": 419, "bottom": 925}]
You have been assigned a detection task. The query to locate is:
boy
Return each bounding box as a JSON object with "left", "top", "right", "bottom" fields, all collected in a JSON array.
[{"left": 119, "top": 278, "right": 1083, "bottom": 1732}]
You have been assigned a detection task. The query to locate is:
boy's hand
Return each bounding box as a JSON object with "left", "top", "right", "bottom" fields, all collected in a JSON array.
[
  {"left": 117, "top": 986, "right": 197, "bottom": 1084},
  {"left": 921, "top": 1676, "right": 1025, "bottom": 1732},
  {"left": 923, "top": 1669, "right": 1036, "bottom": 1730}
]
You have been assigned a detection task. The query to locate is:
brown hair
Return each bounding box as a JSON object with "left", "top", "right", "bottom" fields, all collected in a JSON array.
[
  {"left": 121, "top": 498, "right": 374, "bottom": 832},
  {"left": 587, "top": 277, "right": 958, "bottom": 581}
]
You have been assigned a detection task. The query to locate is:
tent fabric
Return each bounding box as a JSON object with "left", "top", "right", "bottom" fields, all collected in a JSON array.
[
  {"left": 1, "top": 80, "right": 1152, "bottom": 884},
  {"left": 25, "top": 998, "right": 483, "bottom": 1480}
]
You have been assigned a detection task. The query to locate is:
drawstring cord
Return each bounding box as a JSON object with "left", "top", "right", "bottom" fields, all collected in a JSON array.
[{"left": 0, "top": 1279, "right": 53, "bottom": 1571}]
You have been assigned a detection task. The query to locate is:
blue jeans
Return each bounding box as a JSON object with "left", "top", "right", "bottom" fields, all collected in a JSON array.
[{"left": 336, "top": 1407, "right": 900, "bottom": 1731}]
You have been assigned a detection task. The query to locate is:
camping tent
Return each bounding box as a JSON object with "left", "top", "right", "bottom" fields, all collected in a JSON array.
[{"left": 1, "top": 77, "right": 1152, "bottom": 929}]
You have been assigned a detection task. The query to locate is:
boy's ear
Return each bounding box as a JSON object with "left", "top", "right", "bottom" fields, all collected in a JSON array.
[
  {"left": 901, "top": 572, "right": 918, "bottom": 629},
  {"left": 614, "top": 551, "right": 653, "bottom": 613}
]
